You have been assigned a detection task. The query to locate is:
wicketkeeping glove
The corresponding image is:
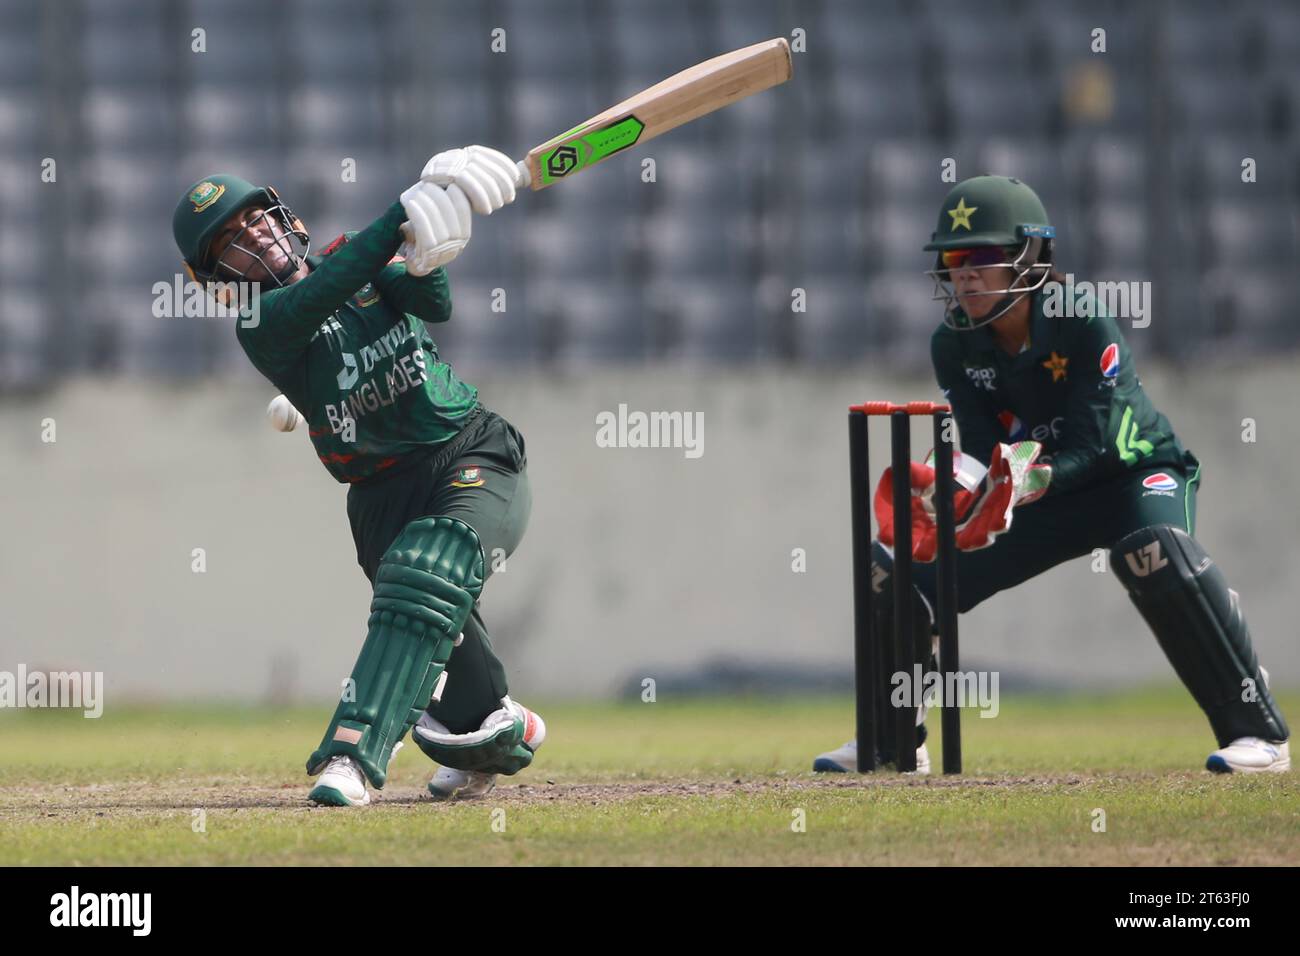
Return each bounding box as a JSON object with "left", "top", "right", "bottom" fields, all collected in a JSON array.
[{"left": 875, "top": 441, "right": 1052, "bottom": 561}]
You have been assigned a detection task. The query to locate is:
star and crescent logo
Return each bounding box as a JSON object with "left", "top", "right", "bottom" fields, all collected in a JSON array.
[
  {"left": 1042, "top": 351, "right": 1069, "bottom": 382},
  {"left": 947, "top": 197, "right": 977, "bottom": 231}
]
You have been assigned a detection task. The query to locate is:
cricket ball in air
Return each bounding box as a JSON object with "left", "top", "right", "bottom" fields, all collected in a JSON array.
[{"left": 266, "top": 394, "right": 303, "bottom": 432}]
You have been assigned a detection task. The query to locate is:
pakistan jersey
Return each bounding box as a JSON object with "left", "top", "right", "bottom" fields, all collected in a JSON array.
[
  {"left": 236, "top": 201, "right": 479, "bottom": 483},
  {"left": 931, "top": 288, "right": 1190, "bottom": 496}
]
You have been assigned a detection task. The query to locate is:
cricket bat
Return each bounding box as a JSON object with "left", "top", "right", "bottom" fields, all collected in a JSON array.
[{"left": 516, "top": 37, "right": 792, "bottom": 190}]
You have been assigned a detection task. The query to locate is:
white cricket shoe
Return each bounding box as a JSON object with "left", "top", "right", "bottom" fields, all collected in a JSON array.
[
  {"left": 812, "top": 739, "right": 931, "bottom": 775},
  {"left": 1205, "top": 737, "right": 1290, "bottom": 774},
  {"left": 427, "top": 701, "right": 547, "bottom": 801},
  {"left": 427, "top": 766, "right": 500, "bottom": 801},
  {"left": 308, "top": 742, "right": 404, "bottom": 807},
  {"left": 309, "top": 755, "right": 371, "bottom": 806}
]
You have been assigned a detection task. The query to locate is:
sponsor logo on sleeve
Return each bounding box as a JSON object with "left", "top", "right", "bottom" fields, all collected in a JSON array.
[
  {"left": 1098, "top": 343, "right": 1120, "bottom": 388},
  {"left": 1141, "top": 472, "right": 1179, "bottom": 497}
]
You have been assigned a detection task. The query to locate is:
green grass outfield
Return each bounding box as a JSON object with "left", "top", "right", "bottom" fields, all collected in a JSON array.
[{"left": 1, "top": 687, "right": 1295, "bottom": 866}]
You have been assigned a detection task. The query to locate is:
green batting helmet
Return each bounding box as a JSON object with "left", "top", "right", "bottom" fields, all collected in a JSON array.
[{"left": 172, "top": 174, "right": 308, "bottom": 284}]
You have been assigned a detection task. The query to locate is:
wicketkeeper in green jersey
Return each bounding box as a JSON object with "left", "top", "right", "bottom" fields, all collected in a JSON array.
[
  {"left": 816, "top": 176, "right": 1290, "bottom": 774},
  {"left": 172, "top": 148, "right": 547, "bottom": 805}
]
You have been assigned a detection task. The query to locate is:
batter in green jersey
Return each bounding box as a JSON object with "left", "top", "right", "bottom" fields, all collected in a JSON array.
[
  {"left": 815, "top": 176, "right": 1290, "bottom": 775},
  {"left": 172, "top": 146, "right": 547, "bottom": 806}
]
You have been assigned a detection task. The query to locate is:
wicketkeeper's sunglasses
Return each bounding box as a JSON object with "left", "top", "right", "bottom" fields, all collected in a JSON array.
[{"left": 940, "top": 246, "right": 1015, "bottom": 270}]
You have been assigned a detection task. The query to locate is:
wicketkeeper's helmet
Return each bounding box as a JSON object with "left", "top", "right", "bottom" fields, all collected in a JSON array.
[{"left": 923, "top": 175, "right": 1055, "bottom": 330}]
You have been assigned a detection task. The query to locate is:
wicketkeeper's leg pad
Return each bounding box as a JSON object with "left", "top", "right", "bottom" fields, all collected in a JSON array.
[
  {"left": 412, "top": 698, "right": 539, "bottom": 774},
  {"left": 1111, "top": 524, "right": 1289, "bottom": 746},
  {"left": 308, "top": 516, "right": 486, "bottom": 787}
]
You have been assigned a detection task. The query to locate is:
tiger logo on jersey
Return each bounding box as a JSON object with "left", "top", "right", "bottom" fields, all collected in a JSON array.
[
  {"left": 451, "top": 466, "right": 485, "bottom": 488},
  {"left": 353, "top": 283, "right": 380, "bottom": 308}
]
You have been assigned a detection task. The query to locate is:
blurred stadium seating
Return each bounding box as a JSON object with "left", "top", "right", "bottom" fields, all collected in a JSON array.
[{"left": 2, "top": 0, "right": 1298, "bottom": 386}]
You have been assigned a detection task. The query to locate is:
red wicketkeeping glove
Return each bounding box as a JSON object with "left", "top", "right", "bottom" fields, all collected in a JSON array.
[{"left": 874, "top": 443, "right": 1051, "bottom": 561}]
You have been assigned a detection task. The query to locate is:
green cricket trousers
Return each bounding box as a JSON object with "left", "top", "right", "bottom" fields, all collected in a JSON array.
[{"left": 346, "top": 405, "right": 532, "bottom": 734}]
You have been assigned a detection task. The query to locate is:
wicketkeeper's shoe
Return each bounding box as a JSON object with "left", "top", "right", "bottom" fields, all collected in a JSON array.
[
  {"left": 812, "top": 740, "right": 931, "bottom": 774},
  {"left": 1205, "top": 737, "right": 1290, "bottom": 774},
  {"left": 427, "top": 701, "right": 547, "bottom": 801},
  {"left": 309, "top": 755, "right": 371, "bottom": 807}
]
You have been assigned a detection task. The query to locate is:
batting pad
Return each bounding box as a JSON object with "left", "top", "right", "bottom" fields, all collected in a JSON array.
[{"left": 307, "top": 516, "right": 485, "bottom": 787}]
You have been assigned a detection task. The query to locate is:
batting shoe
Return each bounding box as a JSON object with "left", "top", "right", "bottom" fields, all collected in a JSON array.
[
  {"left": 427, "top": 767, "right": 498, "bottom": 801},
  {"left": 427, "top": 701, "right": 547, "bottom": 801},
  {"left": 309, "top": 755, "right": 371, "bottom": 807},
  {"left": 812, "top": 740, "right": 931, "bottom": 775},
  {"left": 1205, "top": 738, "right": 1290, "bottom": 774},
  {"left": 308, "top": 742, "right": 404, "bottom": 807}
]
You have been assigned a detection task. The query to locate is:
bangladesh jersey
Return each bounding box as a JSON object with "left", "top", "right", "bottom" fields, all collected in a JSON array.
[
  {"left": 236, "top": 201, "right": 479, "bottom": 483},
  {"left": 931, "top": 288, "right": 1189, "bottom": 496}
]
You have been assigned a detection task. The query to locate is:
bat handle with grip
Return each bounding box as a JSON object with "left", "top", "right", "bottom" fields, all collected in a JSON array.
[{"left": 513, "top": 159, "right": 530, "bottom": 190}]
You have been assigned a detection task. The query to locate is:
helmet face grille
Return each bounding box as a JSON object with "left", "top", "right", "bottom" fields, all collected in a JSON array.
[
  {"left": 202, "top": 203, "right": 310, "bottom": 288},
  {"left": 925, "top": 236, "right": 1054, "bottom": 331}
]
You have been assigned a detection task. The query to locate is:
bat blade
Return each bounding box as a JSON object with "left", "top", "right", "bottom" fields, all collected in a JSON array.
[{"left": 522, "top": 37, "right": 792, "bottom": 189}]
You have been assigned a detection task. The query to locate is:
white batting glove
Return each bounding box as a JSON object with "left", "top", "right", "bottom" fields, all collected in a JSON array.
[
  {"left": 398, "top": 181, "right": 472, "bottom": 276},
  {"left": 420, "top": 145, "right": 525, "bottom": 215}
]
